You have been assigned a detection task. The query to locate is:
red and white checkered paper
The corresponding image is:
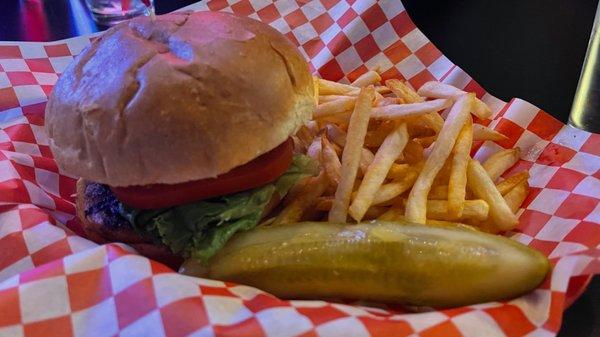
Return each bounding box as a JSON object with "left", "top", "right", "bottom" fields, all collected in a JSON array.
[{"left": 0, "top": 1, "right": 598, "bottom": 336}]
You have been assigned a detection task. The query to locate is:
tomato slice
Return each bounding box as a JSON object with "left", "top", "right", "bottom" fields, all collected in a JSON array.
[{"left": 111, "top": 139, "right": 294, "bottom": 209}]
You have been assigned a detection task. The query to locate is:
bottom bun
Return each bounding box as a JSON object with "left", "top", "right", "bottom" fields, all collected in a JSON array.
[{"left": 76, "top": 179, "right": 183, "bottom": 269}]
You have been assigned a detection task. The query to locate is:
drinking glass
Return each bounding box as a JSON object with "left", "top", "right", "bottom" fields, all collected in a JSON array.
[{"left": 85, "top": 0, "right": 154, "bottom": 26}]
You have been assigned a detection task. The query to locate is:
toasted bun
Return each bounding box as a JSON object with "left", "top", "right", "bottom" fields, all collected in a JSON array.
[
  {"left": 76, "top": 179, "right": 183, "bottom": 268},
  {"left": 46, "top": 11, "right": 314, "bottom": 187}
]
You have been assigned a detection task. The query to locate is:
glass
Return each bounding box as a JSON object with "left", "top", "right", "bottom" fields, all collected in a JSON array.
[{"left": 85, "top": 0, "right": 154, "bottom": 26}]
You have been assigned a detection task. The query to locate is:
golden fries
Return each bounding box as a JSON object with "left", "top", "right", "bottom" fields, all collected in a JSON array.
[
  {"left": 386, "top": 79, "right": 423, "bottom": 103},
  {"left": 426, "top": 199, "right": 489, "bottom": 222},
  {"left": 428, "top": 184, "right": 448, "bottom": 200},
  {"left": 273, "top": 173, "right": 329, "bottom": 225},
  {"left": 365, "top": 120, "right": 395, "bottom": 147},
  {"left": 482, "top": 148, "right": 521, "bottom": 182},
  {"left": 298, "top": 71, "right": 529, "bottom": 233},
  {"left": 467, "top": 160, "right": 519, "bottom": 231},
  {"left": 386, "top": 163, "right": 411, "bottom": 180},
  {"left": 504, "top": 180, "right": 529, "bottom": 213},
  {"left": 371, "top": 99, "right": 452, "bottom": 120},
  {"left": 406, "top": 94, "right": 473, "bottom": 224},
  {"left": 448, "top": 117, "right": 473, "bottom": 219},
  {"left": 414, "top": 135, "right": 437, "bottom": 148},
  {"left": 349, "top": 123, "right": 409, "bottom": 221},
  {"left": 376, "top": 97, "right": 404, "bottom": 107},
  {"left": 378, "top": 206, "right": 405, "bottom": 221},
  {"left": 417, "top": 81, "right": 492, "bottom": 119},
  {"left": 371, "top": 166, "right": 419, "bottom": 205},
  {"left": 319, "top": 95, "right": 352, "bottom": 104},
  {"left": 403, "top": 140, "right": 425, "bottom": 165},
  {"left": 320, "top": 135, "right": 342, "bottom": 186},
  {"left": 313, "top": 76, "right": 319, "bottom": 104},
  {"left": 325, "top": 124, "right": 347, "bottom": 147},
  {"left": 351, "top": 70, "right": 382, "bottom": 87},
  {"left": 359, "top": 148, "right": 375, "bottom": 176},
  {"left": 306, "top": 137, "right": 322, "bottom": 161},
  {"left": 496, "top": 171, "right": 529, "bottom": 195},
  {"left": 329, "top": 86, "right": 374, "bottom": 222},
  {"left": 418, "top": 112, "right": 445, "bottom": 134},
  {"left": 314, "top": 97, "right": 356, "bottom": 118},
  {"left": 318, "top": 78, "right": 356, "bottom": 95},
  {"left": 472, "top": 124, "right": 509, "bottom": 142}
]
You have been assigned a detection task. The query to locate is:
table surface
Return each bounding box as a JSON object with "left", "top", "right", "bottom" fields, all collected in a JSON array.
[{"left": 0, "top": 1, "right": 598, "bottom": 336}]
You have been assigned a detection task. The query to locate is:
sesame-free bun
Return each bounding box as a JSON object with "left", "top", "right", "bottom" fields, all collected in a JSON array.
[{"left": 46, "top": 11, "right": 314, "bottom": 187}]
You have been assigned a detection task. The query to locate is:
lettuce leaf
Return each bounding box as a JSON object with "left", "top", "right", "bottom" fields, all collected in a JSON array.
[{"left": 119, "top": 155, "right": 317, "bottom": 263}]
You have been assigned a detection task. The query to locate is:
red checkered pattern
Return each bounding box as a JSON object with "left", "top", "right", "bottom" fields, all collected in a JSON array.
[{"left": 0, "top": 1, "right": 598, "bottom": 336}]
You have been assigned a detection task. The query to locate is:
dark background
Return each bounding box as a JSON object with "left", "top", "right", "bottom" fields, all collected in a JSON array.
[{"left": 0, "top": 1, "right": 598, "bottom": 336}]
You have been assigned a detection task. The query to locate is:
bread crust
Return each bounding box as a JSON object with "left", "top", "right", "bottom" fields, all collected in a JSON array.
[{"left": 47, "top": 11, "right": 314, "bottom": 187}]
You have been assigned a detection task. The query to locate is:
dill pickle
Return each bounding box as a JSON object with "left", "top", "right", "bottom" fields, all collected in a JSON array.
[{"left": 182, "top": 221, "right": 550, "bottom": 307}]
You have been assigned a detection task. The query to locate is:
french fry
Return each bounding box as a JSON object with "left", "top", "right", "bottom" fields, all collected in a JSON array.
[
  {"left": 426, "top": 199, "right": 489, "bottom": 222},
  {"left": 503, "top": 180, "right": 529, "bottom": 213},
  {"left": 352, "top": 70, "right": 382, "bottom": 87},
  {"left": 418, "top": 81, "right": 464, "bottom": 98},
  {"left": 349, "top": 123, "right": 409, "bottom": 221},
  {"left": 385, "top": 79, "right": 424, "bottom": 103},
  {"left": 347, "top": 85, "right": 390, "bottom": 96},
  {"left": 325, "top": 124, "right": 347, "bottom": 147},
  {"left": 482, "top": 148, "right": 521, "bottom": 182},
  {"left": 374, "top": 85, "right": 392, "bottom": 94},
  {"left": 296, "top": 125, "right": 314, "bottom": 150},
  {"left": 405, "top": 94, "right": 474, "bottom": 224},
  {"left": 315, "top": 196, "right": 333, "bottom": 211},
  {"left": 320, "top": 135, "right": 342, "bottom": 186},
  {"left": 316, "top": 197, "right": 387, "bottom": 220},
  {"left": 403, "top": 140, "right": 424, "bottom": 164},
  {"left": 319, "top": 95, "right": 352, "bottom": 104},
  {"left": 428, "top": 184, "right": 448, "bottom": 200},
  {"left": 329, "top": 86, "right": 374, "bottom": 222},
  {"left": 467, "top": 160, "right": 519, "bottom": 231},
  {"left": 315, "top": 97, "right": 356, "bottom": 118},
  {"left": 417, "top": 81, "right": 492, "bottom": 119},
  {"left": 472, "top": 124, "right": 509, "bottom": 142},
  {"left": 364, "top": 121, "right": 395, "bottom": 147},
  {"left": 320, "top": 112, "right": 351, "bottom": 130},
  {"left": 378, "top": 206, "right": 405, "bottom": 221},
  {"left": 447, "top": 117, "right": 473, "bottom": 219},
  {"left": 375, "top": 97, "right": 404, "bottom": 107},
  {"left": 371, "top": 99, "right": 452, "bottom": 120},
  {"left": 283, "top": 175, "right": 312, "bottom": 207},
  {"left": 432, "top": 154, "right": 453, "bottom": 186},
  {"left": 414, "top": 135, "right": 437, "bottom": 148},
  {"left": 359, "top": 148, "right": 375, "bottom": 176},
  {"left": 306, "top": 137, "right": 322, "bottom": 161},
  {"left": 496, "top": 171, "right": 529, "bottom": 195},
  {"left": 272, "top": 173, "right": 328, "bottom": 225},
  {"left": 318, "top": 78, "right": 356, "bottom": 95},
  {"left": 363, "top": 206, "right": 388, "bottom": 220},
  {"left": 423, "top": 112, "right": 445, "bottom": 134},
  {"left": 313, "top": 76, "right": 319, "bottom": 104},
  {"left": 406, "top": 112, "right": 445, "bottom": 136},
  {"left": 371, "top": 166, "right": 419, "bottom": 205},
  {"left": 386, "top": 163, "right": 410, "bottom": 180},
  {"left": 306, "top": 120, "right": 319, "bottom": 135},
  {"left": 292, "top": 136, "right": 305, "bottom": 153}
]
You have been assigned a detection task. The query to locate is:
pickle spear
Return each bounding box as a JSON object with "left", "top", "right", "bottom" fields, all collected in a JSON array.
[{"left": 182, "top": 221, "right": 550, "bottom": 307}]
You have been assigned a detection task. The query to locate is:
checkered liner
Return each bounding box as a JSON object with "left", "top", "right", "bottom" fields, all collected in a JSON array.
[{"left": 0, "top": 1, "right": 598, "bottom": 336}]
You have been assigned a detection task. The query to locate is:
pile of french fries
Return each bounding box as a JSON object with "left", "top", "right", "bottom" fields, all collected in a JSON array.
[{"left": 275, "top": 70, "right": 529, "bottom": 233}]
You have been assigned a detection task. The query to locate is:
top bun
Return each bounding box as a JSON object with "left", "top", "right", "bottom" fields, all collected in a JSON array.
[{"left": 45, "top": 11, "right": 314, "bottom": 187}]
